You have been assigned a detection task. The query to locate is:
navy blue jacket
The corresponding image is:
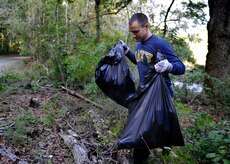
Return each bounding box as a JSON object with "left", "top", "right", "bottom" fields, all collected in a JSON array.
[{"left": 126, "top": 35, "right": 186, "bottom": 96}]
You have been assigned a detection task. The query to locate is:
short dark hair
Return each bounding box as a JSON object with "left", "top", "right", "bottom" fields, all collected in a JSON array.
[{"left": 129, "top": 13, "right": 149, "bottom": 27}]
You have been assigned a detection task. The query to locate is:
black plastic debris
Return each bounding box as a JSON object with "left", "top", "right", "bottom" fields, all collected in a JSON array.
[
  {"left": 95, "top": 41, "right": 136, "bottom": 107},
  {"left": 95, "top": 42, "right": 184, "bottom": 149},
  {"left": 117, "top": 68, "right": 185, "bottom": 149}
]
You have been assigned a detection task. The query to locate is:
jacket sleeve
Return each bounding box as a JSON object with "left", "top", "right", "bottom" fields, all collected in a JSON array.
[
  {"left": 170, "top": 58, "right": 186, "bottom": 75},
  {"left": 125, "top": 50, "right": 137, "bottom": 64},
  {"left": 161, "top": 43, "right": 186, "bottom": 75}
]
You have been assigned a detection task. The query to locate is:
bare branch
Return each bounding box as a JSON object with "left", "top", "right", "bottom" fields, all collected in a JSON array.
[{"left": 163, "top": 0, "right": 175, "bottom": 37}]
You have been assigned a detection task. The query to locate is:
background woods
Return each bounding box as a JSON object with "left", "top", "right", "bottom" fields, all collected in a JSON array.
[{"left": 0, "top": 0, "right": 229, "bottom": 163}]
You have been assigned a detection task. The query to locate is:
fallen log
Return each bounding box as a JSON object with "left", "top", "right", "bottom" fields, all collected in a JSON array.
[
  {"left": 59, "top": 132, "right": 90, "bottom": 164},
  {"left": 0, "top": 145, "right": 28, "bottom": 164},
  {"left": 61, "top": 86, "right": 105, "bottom": 110}
]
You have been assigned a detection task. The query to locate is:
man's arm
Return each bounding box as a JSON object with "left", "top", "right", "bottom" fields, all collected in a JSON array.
[
  {"left": 126, "top": 50, "right": 137, "bottom": 64},
  {"left": 158, "top": 42, "right": 186, "bottom": 75},
  {"left": 169, "top": 58, "right": 186, "bottom": 75},
  {"left": 119, "top": 40, "right": 137, "bottom": 64}
]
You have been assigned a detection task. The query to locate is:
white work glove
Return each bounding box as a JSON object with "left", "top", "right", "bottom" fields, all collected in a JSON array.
[
  {"left": 119, "top": 40, "right": 130, "bottom": 54},
  {"left": 154, "top": 59, "right": 173, "bottom": 73}
]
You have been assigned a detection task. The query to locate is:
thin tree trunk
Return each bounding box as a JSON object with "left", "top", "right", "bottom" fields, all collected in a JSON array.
[
  {"left": 55, "top": 4, "right": 65, "bottom": 84},
  {"left": 163, "top": 0, "right": 175, "bottom": 37},
  {"left": 95, "top": 0, "right": 101, "bottom": 43},
  {"left": 55, "top": 4, "right": 59, "bottom": 38},
  {"left": 65, "top": 0, "right": 68, "bottom": 45},
  {"left": 205, "top": 0, "right": 230, "bottom": 86}
]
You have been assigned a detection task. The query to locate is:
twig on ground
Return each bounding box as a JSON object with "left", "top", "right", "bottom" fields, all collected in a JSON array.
[
  {"left": 61, "top": 86, "right": 105, "bottom": 110},
  {"left": 0, "top": 122, "right": 15, "bottom": 135}
]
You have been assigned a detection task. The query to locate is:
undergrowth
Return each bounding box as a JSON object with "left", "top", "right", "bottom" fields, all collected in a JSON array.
[{"left": 0, "top": 60, "right": 229, "bottom": 163}]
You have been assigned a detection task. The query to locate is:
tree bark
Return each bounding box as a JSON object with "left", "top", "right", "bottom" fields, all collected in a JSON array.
[{"left": 205, "top": 0, "right": 230, "bottom": 84}]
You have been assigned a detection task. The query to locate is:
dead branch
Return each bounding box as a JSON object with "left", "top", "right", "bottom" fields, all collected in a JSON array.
[
  {"left": 61, "top": 86, "right": 105, "bottom": 110},
  {"left": 0, "top": 145, "right": 28, "bottom": 164},
  {"left": 36, "top": 76, "right": 53, "bottom": 88},
  {"left": 59, "top": 132, "right": 90, "bottom": 164},
  {"left": 0, "top": 122, "right": 15, "bottom": 135}
]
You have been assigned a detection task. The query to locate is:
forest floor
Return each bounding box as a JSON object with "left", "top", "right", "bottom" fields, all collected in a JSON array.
[
  {"left": 0, "top": 58, "right": 131, "bottom": 163},
  {"left": 0, "top": 87, "right": 121, "bottom": 163},
  {"left": 0, "top": 59, "right": 229, "bottom": 163}
]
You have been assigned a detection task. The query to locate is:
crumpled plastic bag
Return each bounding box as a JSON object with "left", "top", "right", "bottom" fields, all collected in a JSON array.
[
  {"left": 95, "top": 41, "right": 136, "bottom": 107},
  {"left": 117, "top": 65, "right": 185, "bottom": 149}
]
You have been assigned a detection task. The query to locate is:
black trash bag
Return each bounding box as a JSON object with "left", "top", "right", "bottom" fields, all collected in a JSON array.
[
  {"left": 117, "top": 52, "right": 185, "bottom": 149},
  {"left": 95, "top": 41, "right": 136, "bottom": 107}
]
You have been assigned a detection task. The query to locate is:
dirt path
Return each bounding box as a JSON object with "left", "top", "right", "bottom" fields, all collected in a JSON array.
[{"left": 0, "top": 56, "right": 28, "bottom": 73}]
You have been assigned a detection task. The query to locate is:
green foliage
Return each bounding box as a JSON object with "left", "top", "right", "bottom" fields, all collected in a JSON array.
[
  {"left": 164, "top": 103, "right": 230, "bottom": 163},
  {"left": 193, "top": 113, "right": 215, "bottom": 131},
  {"left": 5, "top": 111, "right": 41, "bottom": 145},
  {"left": 205, "top": 76, "right": 230, "bottom": 106},
  {"left": 181, "top": 0, "right": 207, "bottom": 25},
  {"left": 0, "top": 71, "right": 21, "bottom": 83},
  {"left": 161, "top": 146, "right": 196, "bottom": 164},
  {"left": 178, "top": 111, "right": 230, "bottom": 164},
  {"left": 84, "top": 78, "right": 99, "bottom": 95},
  {"left": 109, "top": 119, "right": 124, "bottom": 139},
  {"left": 2, "top": 0, "right": 201, "bottom": 90},
  {"left": 100, "top": 0, "right": 132, "bottom": 13},
  {"left": 0, "top": 64, "right": 52, "bottom": 95},
  {"left": 0, "top": 71, "right": 23, "bottom": 93},
  {"left": 190, "top": 118, "right": 230, "bottom": 163},
  {"left": 0, "top": 83, "right": 6, "bottom": 91},
  {"left": 176, "top": 102, "right": 192, "bottom": 117},
  {"left": 49, "top": 32, "right": 124, "bottom": 87},
  {"left": 41, "top": 99, "right": 69, "bottom": 126}
]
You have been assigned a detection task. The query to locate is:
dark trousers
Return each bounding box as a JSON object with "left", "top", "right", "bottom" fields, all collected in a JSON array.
[{"left": 133, "top": 147, "right": 150, "bottom": 164}]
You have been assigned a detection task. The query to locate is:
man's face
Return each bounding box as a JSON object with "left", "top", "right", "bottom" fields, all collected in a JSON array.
[{"left": 129, "top": 20, "right": 148, "bottom": 42}]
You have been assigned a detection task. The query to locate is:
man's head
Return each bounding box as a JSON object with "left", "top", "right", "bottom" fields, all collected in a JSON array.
[{"left": 129, "top": 13, "right": 151, "bottom": 42}]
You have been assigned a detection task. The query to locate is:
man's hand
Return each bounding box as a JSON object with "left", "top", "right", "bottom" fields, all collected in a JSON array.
[
  {"left": 154, "top": 59, "right": 173, "bottom": 73},
  {"left": 119, "top": 40, "right": 130, "bottom": 54}
]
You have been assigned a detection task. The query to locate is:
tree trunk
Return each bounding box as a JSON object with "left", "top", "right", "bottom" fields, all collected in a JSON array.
[
  {"left": 65, "top": 1, "right": 68, "bottom": 45},
  {"left": 4, "top": 33, "right": 10, "bottom": 52},
  {"left": 205, "top": 0, "right": 230, "bottom": 85},
  {"left": 95, "top": 0, "right": 101, "bottom": 43}
]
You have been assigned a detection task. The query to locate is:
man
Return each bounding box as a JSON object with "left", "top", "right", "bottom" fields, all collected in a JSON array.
[{"left": 121, "top": 13, "right": 186, "bottom": 163}]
